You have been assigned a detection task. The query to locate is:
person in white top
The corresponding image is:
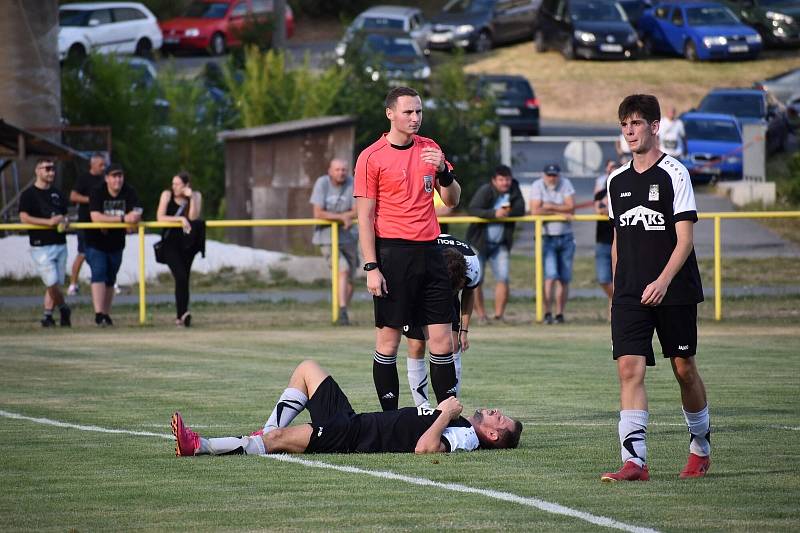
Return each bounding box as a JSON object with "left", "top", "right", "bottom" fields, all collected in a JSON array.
[{"left": 658, "top": 106, "right": 686, "bottom": 158}]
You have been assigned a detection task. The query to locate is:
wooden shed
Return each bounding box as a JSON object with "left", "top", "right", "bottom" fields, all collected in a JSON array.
[{"left": 218, "top": 115, "right": 356, "bottom": 253}]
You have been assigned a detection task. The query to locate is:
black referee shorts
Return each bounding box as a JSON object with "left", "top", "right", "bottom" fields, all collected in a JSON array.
[
  {"left": 374, "top": 239, "right": 453, "bottom": 329},
  {"left": 403, "top": 295, "right": 461, "bottom": 340},
  {"left": 305, "top": 376, "right": 356, "bottom": 454},
  {"left": 611, "top": 304, "right": 698, "bottom": 366}
]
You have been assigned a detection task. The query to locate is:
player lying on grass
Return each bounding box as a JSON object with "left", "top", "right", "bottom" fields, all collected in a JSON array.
[{"left": 172, "top": 359, "right": 522, "bottom": 456}]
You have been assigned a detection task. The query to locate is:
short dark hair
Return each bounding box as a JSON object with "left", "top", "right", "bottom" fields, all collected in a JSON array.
[
  {"left": 442, "top": 248, "right": 467, "bottom": 292},
  {"left": 90, "top": 152, "right": 105, "bottom": 161},
  {"left": 175, "top": 171, "right": 191, "bottom": 185},
  {"left": 35, "top": 157, "right": 55, "bottom": 167},
  {"left": 485, "top": 419, "right": 524, "bottom": 450},
  {"left": 618, "top": 94, "right": 661, "bottom": 124},
  {"left": 385, "top": 86, "right": 419, "bottom": 109},
  {"left": 493, "top": 164, "right": 512, "bottom": 178}
]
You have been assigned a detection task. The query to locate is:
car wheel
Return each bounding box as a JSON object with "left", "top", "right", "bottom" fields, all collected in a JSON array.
[
  {"left": 473, "top": 30, "right": 492, "bottom": 53},
  {"left": 535, "top": 30, "right": 546, "bottom": 53},
  {"left": 210, "top": 33, "right": 226, "bottom": 56},
  {"left": 683, "top": 39, "right": 698, "bottom": 61},
  {"left": 562, "top": 39, "right": 575, "bottom": 60},
  {"left": 135, "top": 38, "right": 153, "bottom": 58},
  {"left": 66, "top": 43, "right": 86, "bottom": 64}
]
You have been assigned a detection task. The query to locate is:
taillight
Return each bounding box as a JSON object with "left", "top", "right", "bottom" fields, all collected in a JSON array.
[{"left": 525, "top": 98, "right": 539, "bottom": 109}]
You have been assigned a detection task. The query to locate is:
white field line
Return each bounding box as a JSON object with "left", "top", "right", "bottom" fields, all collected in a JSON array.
[{"left": 0, "top": 409, "right": 659, "bottom": 533}]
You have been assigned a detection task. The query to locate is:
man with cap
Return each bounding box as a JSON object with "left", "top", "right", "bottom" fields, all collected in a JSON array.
[
  {"left": 530, "top": 163, "right": 576, "bottom": 324},
  {"left": 86, "top": 163, "right": 142, "bottom": 326}
]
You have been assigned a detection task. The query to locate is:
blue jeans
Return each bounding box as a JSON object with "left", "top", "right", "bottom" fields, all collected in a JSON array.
[
  {"left": 543, "top": 234, "right": 575, "bottom": 283},
  {"left": 85, "top": 246, "right": 123, "bottom": 286},
  {"left": 478, "top": 242, "right": 510, "bottom": 284}
]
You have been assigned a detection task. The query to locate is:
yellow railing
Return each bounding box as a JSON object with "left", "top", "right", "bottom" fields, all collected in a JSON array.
[{"left": 3, "top": 210, "right": 799, "bottom": 324}]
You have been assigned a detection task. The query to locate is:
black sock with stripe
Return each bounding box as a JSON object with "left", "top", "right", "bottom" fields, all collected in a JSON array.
[
  {"left": 429, "top": 352, "right": 457, "bottom": 404},
  {"left": 373, "top": 351, "right": 399, "bottom": 411}
]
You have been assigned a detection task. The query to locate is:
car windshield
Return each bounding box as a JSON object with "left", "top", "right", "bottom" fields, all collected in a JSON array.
[
  {"left": 685, "top": 118, "right": 741, "bottom": 142},
  {"left": 59, "top": 9, "right": 91, "bottom": 26},
  {"left": 361, "top": 16, "right": 406, "bottom": 30},
  {"left": 686, "top": 6, "right": 740, "bottom": 26},
  {"left": 699, "top": 94, "right": 764, "bottom": 118},
  {"left": 443, "top": 0, "right": 495, "bottom": 15},
  {"left": 363, "top": 34, "right": 419, "bottom": 57},
  {"left": 184, "top": 2, "right": 229, "bottom": 18},
  {"left": 571, "top": 1, "right": 628, "bottom": 22},
  {"left": 481, "top": 79, "right": 534, "bottom": 99}
]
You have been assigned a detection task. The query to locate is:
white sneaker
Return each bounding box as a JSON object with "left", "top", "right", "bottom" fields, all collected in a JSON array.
[
  {"left": 68, "top": 284, "right": 79, "bottom": 296},
  {"left": 114, "top": 283, "right": 122, "bottom": 295}
]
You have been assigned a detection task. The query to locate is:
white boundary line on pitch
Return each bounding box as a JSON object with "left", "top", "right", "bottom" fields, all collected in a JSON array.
[{"left": 0, "top": 409, "right": 659, "bottom": 532}]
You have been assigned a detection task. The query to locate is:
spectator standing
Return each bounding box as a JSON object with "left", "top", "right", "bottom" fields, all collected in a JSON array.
[
  {"left": 156, "top": 172, "right": 203, "bottom": 327},
  {"left": 530, "top": 163, "right": 576, "bottom": 324},
  {"left": 86, "top": 164, "right": 142, "bottom": 326},
  {"left": 355, "top": 86, "right": 462, "bottom": 412},
  {"left": 68, "top": 153, "right": 106, "bottom": 295},
  {"left": 465, "top": 165, "right": 525, "bottom": 323},
  {"left": 594, "top": 159, "right": 619, "bottom": 321},
  {"left": 658, "top": 106, "right": 686, "bottom": 158},
  {"left": 601, "top": 94, "right": 709, "bottom": 482},
  {"left": 18, "top": 158, "right": 71, "bottom": 327},
  {"left": 310, "top": 159, "right": 358, "bottom": 326}
]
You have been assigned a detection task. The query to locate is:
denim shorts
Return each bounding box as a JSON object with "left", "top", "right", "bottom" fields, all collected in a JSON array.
[
  {"left": 30, "top": 244, "right": 68, "bottom": 287},
  {"left": 595, "top": 242, "right": 613, "bottom": 284},
  {"left": 543, "top": 234, "right": 575, "bottom": 283},
  {"left": 478, "top": 242, "right": 510, "bottom": 284},
  {"left": 85, "top": 246, "right": 123, "bottom": 286}
]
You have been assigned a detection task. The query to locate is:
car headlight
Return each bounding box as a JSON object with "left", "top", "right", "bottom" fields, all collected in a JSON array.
[
  {"left": 184, "top": 28, "right": 200, "bottom": 37},
  {"left": 574, "top": 30, "right": 596, "bottom": 43},
  {"left": 766, "top": 11, "right": 794, "bottom": 24},
  {"left": 456, "top": 24, "right": 474, "bottom": 35},
  {"left": 725, "top": 156, "right": 742, "bottom": 165},
  {"left": 335, "top": 42, "right": 346, "bottom": 56},
  {"left": 746, "top": 33, "right": 762, "bottom": 43},
  {"left": 414, "top": 66, "right": 431, "bottom": 79},
  {"left": 371, "top": 71, "right": 381, "bottom": 82},
  {"left": 626, "top": 32, "right": 638, "bottom": 44},
  {"left": 702, "top": 36, "right": 727, "bottom": 47}
]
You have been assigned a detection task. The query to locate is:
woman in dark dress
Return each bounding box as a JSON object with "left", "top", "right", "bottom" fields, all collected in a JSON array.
[{"left": 156, "top": 172, "right": 202, "bottom": 326}]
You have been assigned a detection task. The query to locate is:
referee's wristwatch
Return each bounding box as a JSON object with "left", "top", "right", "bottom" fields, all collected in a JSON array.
[{"left": 363, "top": 262, "right": 379, "bottom": 272}]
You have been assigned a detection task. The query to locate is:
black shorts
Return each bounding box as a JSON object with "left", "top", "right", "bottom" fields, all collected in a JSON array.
[
  {"left": 305, "top": 376, "right": 356, "bottom": 454},
  {"left": 403, "top": 295, "right": 460, "bottom": 340},
  {"left": 374, "top": 239, "right": 453, "bottom": 329},
  {"left": 76, "top": 229, "right": 87, "bottom": 255},
  {"left": 611, "top": 304, "right": 698, "bottom": 366}
]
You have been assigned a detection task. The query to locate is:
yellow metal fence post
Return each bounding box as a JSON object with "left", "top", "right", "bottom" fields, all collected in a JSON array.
[
  {"left": 331, "top": 221, "right": 339, "bottom": 324},
  {"left": 138, "top": 225, "right": 146, "bottom": 325},
  {"left": 534, "top": 218, "right": 543, "bottom": 323},
  {"left": 714, "top": 216, "right": 721, "bottom": 321}
]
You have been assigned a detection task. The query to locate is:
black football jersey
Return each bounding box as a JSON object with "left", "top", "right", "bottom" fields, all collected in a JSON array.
[
  {"left": 435, "top": 234, "right": 481, "bottom": 289},
  {"left": 607, "top": 155, "right": 703, "bottom": 306}
]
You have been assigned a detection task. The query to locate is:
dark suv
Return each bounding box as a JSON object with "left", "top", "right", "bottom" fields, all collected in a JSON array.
[
  {"left": 720, "top": 0, "right": 800, "bottom": 47},
  {"left": 477, "top": 74, "right": 540, "bottom": 134},
  {"left": 535, "top": 0, "right": 642, "bottom": 59},
  {"left": 427, "top": 0, "right": 540, "bottom": 53}
]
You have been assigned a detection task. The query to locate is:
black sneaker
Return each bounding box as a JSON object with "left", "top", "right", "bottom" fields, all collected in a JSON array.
[
  {"left": 555, "top": 314, "right": 565, "bottom": 324},
  {"left": 544, "top": 312, "right": 554, "bottom": 325},
  {"left": 102, "top": 314, "right": 114, "bottom": 327},
  {"left": 337, "top": 309, "right": 350, "bottom": 326},
  {"left": 59, "top": 306, "right": 72, "bottom": 327},
  {"left": 95, "top": 313, "right": 105, "bottom": 327},
  {"left": 41, "top": 315, "right": 56, "bottom": 328}
]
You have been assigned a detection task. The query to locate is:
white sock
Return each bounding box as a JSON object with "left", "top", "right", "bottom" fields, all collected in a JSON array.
[
  {"left": 619, "top": 410, "right": 649, "bottom": 466},
  {"left": 453, "top": 350, "right": 462, "bottom": 396},
  {"left": 407, "top": 357, "right": 430, "bottom": 408},
  {"left": 199, "top": 435, "right": 265, "bottom": 456},
  {"left": 683, "top": 404, "right": 711, "bottom": 457},
  {"left": 264, "top": 388, "right": 308, "bottom": 433}
]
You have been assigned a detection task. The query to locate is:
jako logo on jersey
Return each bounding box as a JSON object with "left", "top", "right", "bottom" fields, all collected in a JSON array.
[
  {"left": 678, "top": 345, "right": 689, "bottom": 350},
  {"left": 423, "top": 175, "right": 433, "bottom": 193},
  {"left": 620, "top": 191, "right": 632, "bottom": 197},
  {"left": 619, "top": 205, "right": 665, "bottom": 231}
]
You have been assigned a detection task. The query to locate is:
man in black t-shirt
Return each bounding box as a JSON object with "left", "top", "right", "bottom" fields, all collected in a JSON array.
[
  {"left": 18, "top": 158, "right": 72, "bottom": 327},
  {"left": 68, "top": 153, "right": 106, "bottom": 295},
  {"left": 600, "top": 95, "right": 711, "bottom": 483},
  {"left": 86, "top": 163, "right": 142, "bottom": 327},
  {"left": 171, "top": 359, "right": 522, "bottom": 457}
]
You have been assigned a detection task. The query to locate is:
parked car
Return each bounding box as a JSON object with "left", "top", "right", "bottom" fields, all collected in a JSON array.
[
  {"left": 535, "top": 0, "right": 642, "bottom": 59},
  {"left": 160, "top": 0, "right": 295, "bottom": 56},
  {"left": 340, "top": 30, "right": 431, "bottom": 85},
  {"left": 680, "top": 112, "right": 743, "bottom": 183},
  {"left": 59, "top": 2, "right": 163, "bottom": 61},
  {"left": 335, "top": 5, "right": 432, "bottom": 59},
  {"left": 475, "top": 74, "right": 540, "bottom": 134},
  {"left": 617, "top": 0, "right": 654, "bottom": 25},
  {"left": 696, "top": 88, "right": 790, "bottom": 152},
  {"left": 753, "top": 67, "right": 800, "bottom": 103},
  {"left": 427, "top": 0, "right": 540, "bottom": 53},
  {"left": 720, "top": 0, "right": 800, "bottom": 47},
  {"left": 637, "top": 1, "right": 762, "bottom": 60},
  {"left": 786, "top": 93, "right": 800, "bottom": 130}
]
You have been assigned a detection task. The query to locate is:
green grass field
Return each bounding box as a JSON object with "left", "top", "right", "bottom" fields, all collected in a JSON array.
[{"left": 1, "top": 305, "right": 798, "bottom": 531}]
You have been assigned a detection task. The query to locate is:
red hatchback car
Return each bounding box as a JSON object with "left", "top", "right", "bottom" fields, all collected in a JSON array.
[{"left": 160, "top": 0, "right": 294, "bottom": 55}]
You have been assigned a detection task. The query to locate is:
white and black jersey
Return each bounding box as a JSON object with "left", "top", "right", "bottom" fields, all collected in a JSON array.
[
  {"left": 607, "top": 154, "right": 703, "bottom": 306},
  {"left": 435, "top": 234, "right": 481, "bottom": 289}
]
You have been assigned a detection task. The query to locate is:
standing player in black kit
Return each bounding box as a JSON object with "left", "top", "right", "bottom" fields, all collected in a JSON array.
[{"left": 601, "top": 95, "right": 711, "bottom": 482}]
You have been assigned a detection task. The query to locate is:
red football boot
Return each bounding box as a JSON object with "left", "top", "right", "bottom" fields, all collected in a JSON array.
[
  {"left": 601, "top": 460, "right": 650, "bottom": 482},
  {"left": 679, "top": 453, "right": 711, "bottom": 478},
  {"left": 171, "top": 411, "right": 200, "bottom": 457}
]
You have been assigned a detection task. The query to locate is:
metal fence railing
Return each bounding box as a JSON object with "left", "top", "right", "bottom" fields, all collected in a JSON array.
[{"left": 2, "top": 211, "right": 799, "bottom": 324}]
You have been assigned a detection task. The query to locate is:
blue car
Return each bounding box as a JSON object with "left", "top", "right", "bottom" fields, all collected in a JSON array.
[
  {"left": 679, "top": 112, "right": 743, "bottom": 183},
  {"left": 638, "top": 1, "right": 762, "bottom": 60}
]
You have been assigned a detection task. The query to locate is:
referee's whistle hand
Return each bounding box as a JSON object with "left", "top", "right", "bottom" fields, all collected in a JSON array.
[{"left": 367, "top": 270, "right": 388, "bottom": 297}]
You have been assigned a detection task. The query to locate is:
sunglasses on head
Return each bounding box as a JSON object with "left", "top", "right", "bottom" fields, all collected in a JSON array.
[{"left": 40, "top": 165, "right": 55, "bottom": 171}]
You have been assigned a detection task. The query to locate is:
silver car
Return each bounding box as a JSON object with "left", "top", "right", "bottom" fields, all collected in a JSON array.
[{"left": 336, "top": 5, "right": 432, "bottom": 57}]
